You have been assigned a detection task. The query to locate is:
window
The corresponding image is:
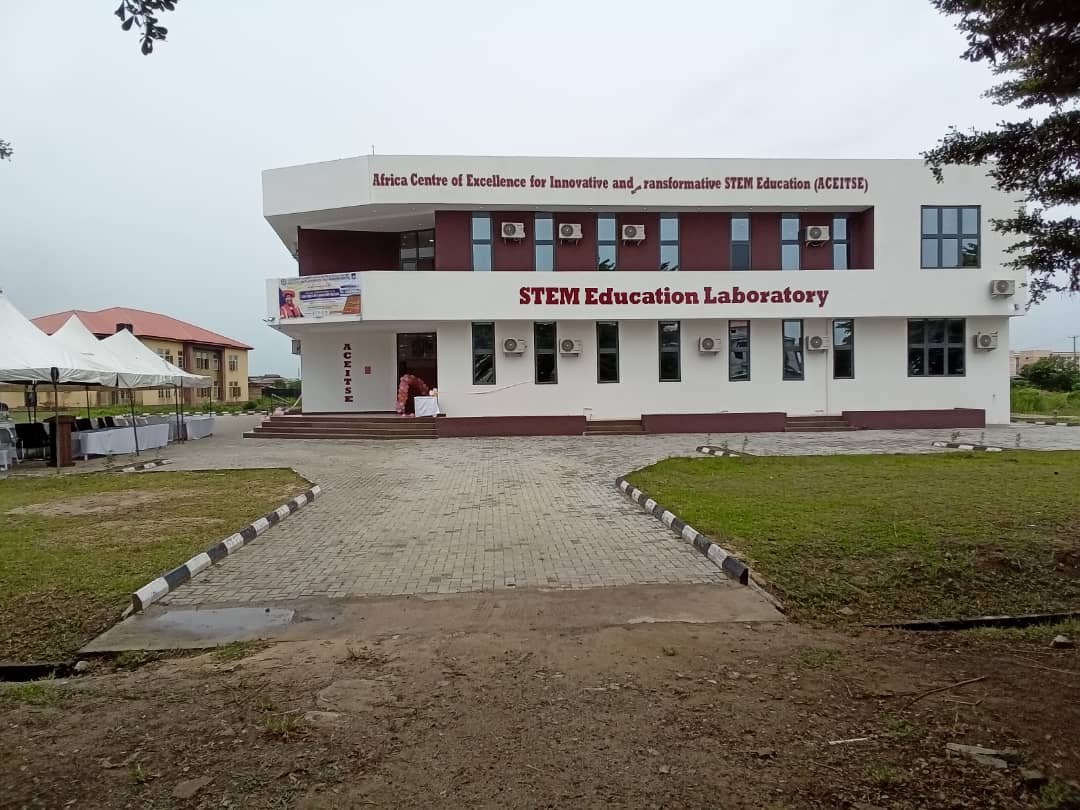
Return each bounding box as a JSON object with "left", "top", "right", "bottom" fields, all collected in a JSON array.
[
  {"left": 471, "top": 214, "right": 492, "bottom": 271},
  {"left": 782, "top": 320, "right": 804, "bottom": 380},
  {"left": 832, "top": 319, "right": 854, "bottom": 378},
  {"left": 228, "top": 354, "right": 238, "bottom": 372},
  {"left": 731, "top": 214, "right": 750, "bottom": 270},
  {"left": 832, "top": 215, "right": 849, "bottom": 270},
  {"left": 400, "top": 229, "right": 435, "bottom": 271},
  {"left": 535, "top": 214, "right": 554, "bottom": 272},
  {"left": 921, "top": 206, "right": 980, "bottom": 268},
  {"left": 197, "top": 387, "right": 211, "bottom": 398},
  {"left": 228, "top": 382, "right": 242, "bottom": 400},
  {"left": 471, "top": 322, "right": 496, "bottom": 385},
  {"left": 597, "top": 214, "right": 616, "bottom": 270},
  {"left": 659, "top": 214, "right": 679, "bottom": 271},
  {"left": 157, "top": 387, "right": 173, "bottom": 399},
  {"left": 781, "top": 214, "right": 800, "bottom": 271},
  {"left": 597, "top": 321, "right": 619, "bottom": 383},
  {"left": 194, "top": 351, "right": 211, "bottom": 371},
  {"left": 908, "top": 318, "right": 966, "bottom": 376},
  {"left": 728, "top": 320, "right": 750, "bottom": 381},
  {"left": 212, "top": 355, "right": 221, "bottom": 371},
  {"left": 534, "top": 321, "right": 557, "bottom": 384},
  {"left": 658, "top": 321, "right": 681, "bottom": 382},
  {"left": 155, "top": 347, "right": 174, "bottom": 365}
]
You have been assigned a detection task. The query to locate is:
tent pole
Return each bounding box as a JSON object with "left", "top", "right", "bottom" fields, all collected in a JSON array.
[
  {"left": 85, "top": 386, "right": 91, "bottom": 421},
  {"left": 130, "top": 392, "right": 139, "bottom": 456},
  {"left": 53, "top": 383, "right": 60, "bottom": 471},
  {"left": 176, "top": 385, "right": 183, "bottom": 443}
]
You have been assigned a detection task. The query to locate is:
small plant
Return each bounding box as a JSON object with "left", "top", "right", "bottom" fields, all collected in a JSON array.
[
  {"left": 129, "top": 762, "right": 149, "bottom": 785},
  {"left": 866, "top": 764, "right": 902, "bottom": 787},
  {"left": 212, "top": 641, "right": 261, "bottom": 662},
  {"left": 1016, "top": 432, "right": 1023, "bottom": 448},
  {"left": 254, "top": 693, "right": 277, "bottom": 713},
  {"left": 951, "top": 431, "right": 960, "bottom": 442},
  {"left": 1037, "top": 779, "right": 1080, "bottom": 809},
  {"left": 741, "top": 436, "right": 749, "bottom": 453},
  {"left": 883, "top": 716, "right": 917, "bottom": 740},
  {"left": 795, "top": 647, "right": 841, "bottom": 669},
  {"left": 1, "top": 681, "right": 61, "bottom": 706},
  {"left": 262, "top": 711, "right": 304, "bottom": 740}
]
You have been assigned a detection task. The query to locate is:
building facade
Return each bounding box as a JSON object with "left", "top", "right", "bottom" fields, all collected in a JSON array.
[
  {"left": 261, "top": 155, "right": 1025, "bottom": 433},
  {"left": 0, "top": 307, "right": 252, "bottom": 411}
]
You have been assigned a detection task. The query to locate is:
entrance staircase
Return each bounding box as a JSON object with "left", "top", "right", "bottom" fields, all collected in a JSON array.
[
  {"left": 784, "top": 415, "right": 857, "bottom": 432},
  {"left": 583, "top": 419, "right": 645, "bottom": 436},
  {"left": 245, "top": 414, "right": 438, "bottom": 440}
]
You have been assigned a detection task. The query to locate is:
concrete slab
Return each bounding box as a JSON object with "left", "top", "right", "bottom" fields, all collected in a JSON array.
[{"left": 80, "top": 584, "right": 783, "bottom": 652}]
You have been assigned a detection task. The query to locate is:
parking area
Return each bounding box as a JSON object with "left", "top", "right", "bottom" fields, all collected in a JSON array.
[{"left": 135, "top": 417, "right": 1080, "bottom": 606}]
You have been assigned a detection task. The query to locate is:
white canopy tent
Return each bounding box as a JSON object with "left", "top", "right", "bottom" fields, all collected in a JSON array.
[{"left": 50, "top": 316, "right": 167, "bottom": 390}]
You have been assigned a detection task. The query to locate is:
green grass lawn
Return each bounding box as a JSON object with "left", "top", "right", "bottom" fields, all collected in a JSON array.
[
  {"left": 626, "top": 452, "right": 1080, "bottom": 624},
  {"left": 0, "top": 469, "right": 310, "bottom": 662}
]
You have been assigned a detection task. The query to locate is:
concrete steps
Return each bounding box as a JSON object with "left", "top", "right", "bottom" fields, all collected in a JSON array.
[
  {"left": 583, "top": 419, "right": 644, "bottom": 436},
  {"left": 245, "top": 415, "right": 438, "bottom": 440},
  {"left": 784, "top": 415, "right": 858, "bottom": 433}
]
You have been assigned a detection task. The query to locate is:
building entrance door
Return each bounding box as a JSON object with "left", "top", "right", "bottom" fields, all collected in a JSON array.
[{"left": 396, "top": 332, "right": 438, "bottom": 391}]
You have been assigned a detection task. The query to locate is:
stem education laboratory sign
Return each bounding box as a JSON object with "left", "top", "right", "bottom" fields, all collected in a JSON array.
[{"left": 518, "top": 284, "right": 832, "bottom": 308}]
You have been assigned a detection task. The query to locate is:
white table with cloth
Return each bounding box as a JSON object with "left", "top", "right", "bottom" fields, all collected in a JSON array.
[
  {"left": 75, "top": 423, "right": 171, "bottom": 457},
  {"left": 183, "top": 414, "right": 215, "bottom": 440},
  {"left": 413, "top": 396, "right": 442, "bottom": 417}
]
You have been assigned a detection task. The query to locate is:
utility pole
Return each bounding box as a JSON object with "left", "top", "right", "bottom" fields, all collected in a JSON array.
[{"left": 1070, "top": 335, "right": 1080, "bottom": 368}]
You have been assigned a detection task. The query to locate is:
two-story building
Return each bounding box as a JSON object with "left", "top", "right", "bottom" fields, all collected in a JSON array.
[{"left": 259, "top": 155, "right": 1024, "bottom": 437}]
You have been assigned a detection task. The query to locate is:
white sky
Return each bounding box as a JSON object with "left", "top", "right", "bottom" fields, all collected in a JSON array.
[{"left": 1, "top": 0, "right": 1077, "bottom": 374}]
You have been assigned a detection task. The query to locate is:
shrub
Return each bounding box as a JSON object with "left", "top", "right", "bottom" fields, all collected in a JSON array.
[{"left": 1020, "top": 356, "right": 1080, "bottom": 392}]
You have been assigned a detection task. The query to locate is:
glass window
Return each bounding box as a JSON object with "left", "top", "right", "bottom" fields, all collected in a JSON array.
[
  {"left": 534, "top": 322, "right": 557, "bottom": 384},
  {"left": 472, "top": 214, "right": 492, "bottom": 271},
  {"left": 832, "top": 214, "right": 850, "bottom": 270},
  {"left": 832, "top": 319, "right": 854, "bottom": 379},
  {"left": 833, "top": 243, "right": 848, "bottom": 270},
  {"left": 728, "top": 320, "right": 750, "bottom": 382},
  {"left": 658, "top": 321, "right": 681, "bottom": 382},
  {"left": 908, "top": 318, "right": 965, "bottom": 377},
  {"left": 780, "top": 214, "right": 800, "bottom": 271},
  {"left": 832, "top": 215, "right": 848, "bottom": 242},
  {"left": 597, "top": 215, "right": 617, "bottom": 270},
  {"left": 782, "top": 320, "right": 804, "bottom": 380},
  {"left": 535, "top": 244, "right": 554, "bottom": 272},
  {"left": 597, "top": 321, "right": 619, "bottom": 383},
  {"left": 534, "top": 213, "right": 554, "bottom": 272},
  {"left": 731, "top": 214, "right": 750, "bottom": 270},
  {"left": 921, "top": 206, "right": 979, "bottom": 268},
  {"left": 399, "top": 228, "right": 434, "bottom": 270},
  {"left": 417, "top": 230, "right": 435, "bottom": 259},
  {"left": 659, "top": 214, "right": 679, "bottom": 270},
  {"left": 535, "top": 214, "right": 554, "bottom": 242},
  {"left": 471, "top": 322, "right": 496, "bottom": 385}
]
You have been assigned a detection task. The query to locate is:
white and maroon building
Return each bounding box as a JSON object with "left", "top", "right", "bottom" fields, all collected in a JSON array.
[{"left": 258, "top": 155, "right": 1023, "bottom": 437}]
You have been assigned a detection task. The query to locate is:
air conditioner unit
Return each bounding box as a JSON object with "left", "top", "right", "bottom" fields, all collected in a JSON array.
[
  {"left": 805, "top": 335, "right": 831, "bottom": 351},
  {"left": 559, "top": 338, "right": 583, "bottom": 355},
  {"left": 804, "top": 225, "right": 830, "bottom": 243},
  {"left": 698, "top": 336, "right": 723, "bottom": 353},
  {"left": 621, "top": 224, "right": 646, "bottom": 242},
  {"left": 973, "top": 332, "right": 998, "bottom": 351},
  {"left": 558, "top": 223, "right": 583, "bottom": 240},
  {"left": 990, "top": 279, "right": 1016, "bottom": 297},
  {"left": 502, "top": 337, "right": 527, "bottom": 354},
  {"left": 501, "top": 221, "right": 526, "bottom": 240}
]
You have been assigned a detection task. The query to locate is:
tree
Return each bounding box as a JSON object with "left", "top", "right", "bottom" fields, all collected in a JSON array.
[
  {"left": 1019, "top": 355, "right": 1080, "bottom": 392},
  {"left": 0, "top": 1, "right": 177, "bottom": 161},
  {"left": 923, "top": 1, "right": 1080, "bottom": 303}
]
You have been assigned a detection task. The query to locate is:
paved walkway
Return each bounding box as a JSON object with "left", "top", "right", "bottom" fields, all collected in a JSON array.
[{"left": 109, "top": 416, "right": 1080, "bottom": 607}]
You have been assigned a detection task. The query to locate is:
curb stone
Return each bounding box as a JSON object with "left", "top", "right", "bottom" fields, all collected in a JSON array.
[
  {"left": 615, "top": 476, "right": 750, "bottom": 585},
  {"left": 118, "top": 459, "right": 173, "bottom": 473},
  {"left": 1012, "top": 419, "right": 1080, "bottom": 427},
  {"left": 696, "top": 445, "right": 752, "bottom": 457},
  {"left": 130, "top": 485, "right": 322, "bottom": 612},
  {"left": 931, "top": 441, "right": 1004, "bottom": 452}
]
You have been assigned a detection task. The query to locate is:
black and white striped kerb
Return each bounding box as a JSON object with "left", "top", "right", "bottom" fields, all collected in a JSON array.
[
  {"left": 931, "top": 441, "right": 1004, "bottom": 452},
  {"left": 1013, "top": 420, "right": 1080, "bottom": 427},
  {"left": 119, "top": 459, "right": 173, "bottom": 473},
  {"left": 615, "top": 476, "right": 749, "bottom": 585},
  {"left": 130, "top": 485, "right": 322, "bottom": 612},
  {"left": 696, "top": 445, "right": 751, "bottom": 458}
]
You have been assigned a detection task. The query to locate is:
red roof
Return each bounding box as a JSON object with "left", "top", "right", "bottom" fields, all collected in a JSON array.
[{"left": 33, "top": 307, "right": 253, "bottom": 351}]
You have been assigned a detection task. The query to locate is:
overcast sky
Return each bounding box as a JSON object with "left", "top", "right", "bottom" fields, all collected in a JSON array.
[{"left": 2, "top": 0, "right": 1077, "bottom": 373}]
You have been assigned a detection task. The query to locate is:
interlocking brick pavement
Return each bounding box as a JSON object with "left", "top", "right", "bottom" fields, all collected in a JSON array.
[{"left": 140, "top": 416, "right": 1080, "bottom": 606}]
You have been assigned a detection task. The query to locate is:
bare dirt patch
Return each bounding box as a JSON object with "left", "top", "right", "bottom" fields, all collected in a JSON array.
[
  {"left": 2, "top": 619, "right": 1077, "bottom": 808},
  {"left": 6, "top": 489, "right": 177, "bottom": 518}
]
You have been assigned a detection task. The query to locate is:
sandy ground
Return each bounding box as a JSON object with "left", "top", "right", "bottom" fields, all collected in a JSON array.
[{"left": 3, "top": 589, "right": 1079, "bottom": 809}]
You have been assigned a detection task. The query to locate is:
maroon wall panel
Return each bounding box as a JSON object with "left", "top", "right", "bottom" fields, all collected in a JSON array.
[
  {"left": 298, "top": 229, "right": 398, "bottom": 277},
  {"left": 436, "top": 415, "right": 586, "bottom": 437},
  {"left": 434, "top": 211, "right": 472, "bottom": 271},
  {"left": 843, "top": 408, "right": 984, "bottom": 430},
  {"left": 642, "top": 412, "right": 787, "bottom": 434},
  {"left": 680, "top": 213, "right": 729, "bottom": 271},
  {"left": 750, "top": 213, "right": 781, "bottom": 270},
  {"left": 850, "top": 207, "right": 875, "bottom": 270},
  {"left": 554, "top": 212, "right": 596, "bottom": 271},
  {"left": 801, "top": 212, "right": 833, "bottom": 270},
  {"left": 492, "top": 211, "right": 535, "bottom": 271},
  {"left": 616, "top": 213, "right": 661, "bottom": 270}
]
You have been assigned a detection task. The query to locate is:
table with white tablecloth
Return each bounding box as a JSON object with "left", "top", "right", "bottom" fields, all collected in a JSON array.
[
  {"left": 183, "top": 414, "right": 215, "bottom": 440},
  {"left": 413, "top": 396, "right": 442, "bottom": 417},
  {"left": 75, "top": 423, "right": 171, "bottom": 457}
]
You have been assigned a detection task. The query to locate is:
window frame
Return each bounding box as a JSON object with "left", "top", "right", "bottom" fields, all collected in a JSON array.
[
  {"left": 471, "top": 213, "right": 493, "bottom": 271},
  {"left": 920, "top": 206, "right": 980, "bottom": 269},
  {"left": 780, "top": 214, "right": 801, "bottom": 271},
  {"left": 533, "top": 321, "right": 558, "bottom": 385},
  {"left": 399, "top": 228, "right": 435, "bottom": 271},
  {"left": 907, "top": 318, "right": 966, "bottom": 377},
  {"left": 658, "top": 321, "right": 681, "bottom": 382},
  {"left": 832, "top": 318, "right": 855, "bottom": 379},
  {"left": 534, "top": 213, "right": 555, "bottom": 272},
  {"left": 832, "top": 214, "right": 849, "bottom": 270},
  {"left": 730, "top": 214, "right": 751, "bottom": 270},
  {"left": 471, "top": 322, "right": 497, "bottom": 385},
  {"left": 659, "top": 213, "right": 679, "bottom": 271},
  {"left": 596, "top": 321, "right": 620, "bottom": 383},
  {"left": 728, "top": 319, "right": 751, "bottom": 382},
  {"left": 597, "top": 214, "right": 617, "bottom": 270},
  {"left": 782, "top": 319, "right": 805, "bottom": 381}
]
